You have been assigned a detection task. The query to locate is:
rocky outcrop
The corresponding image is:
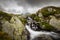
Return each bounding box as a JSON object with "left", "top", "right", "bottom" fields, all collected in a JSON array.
[
  {"left": 36, "top": 6, "right": 60, "bottom": 32},
  {"left": 49, "top": 16, "right": 60, "bottom": 31},
  {"left": 0, "top": 11, "right": 27, "bottom": 40}
]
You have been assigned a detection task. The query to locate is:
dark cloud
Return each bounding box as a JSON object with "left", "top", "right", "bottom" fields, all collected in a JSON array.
[
  {"left": 26, "top": 0, "right": 48, "bottom": 6},
  {"left": 25, "top": 0, "right": 60, "bottom": 6},
  {"left": 0, "top": 0, "right": 60, "bottom": 7},
  {"left": 0, "top": 0, "right": 60, "bottom": 13},
  {"left": 13, "top": 0, "right": 60, "bottom": 7}
]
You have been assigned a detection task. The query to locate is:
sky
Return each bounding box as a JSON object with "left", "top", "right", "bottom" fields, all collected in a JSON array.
[{"left": 0, "top": 0, "right": 60, "bottom": 14}]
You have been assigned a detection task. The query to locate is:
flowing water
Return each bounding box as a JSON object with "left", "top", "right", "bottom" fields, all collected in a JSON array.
[{"left": 25, "top": 17, "right": 60, "bottom": 40}]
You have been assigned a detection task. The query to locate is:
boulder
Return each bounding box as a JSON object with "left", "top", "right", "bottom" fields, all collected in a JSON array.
[{"left": 0, "top": 11, "right": 27, "bottom": 40}]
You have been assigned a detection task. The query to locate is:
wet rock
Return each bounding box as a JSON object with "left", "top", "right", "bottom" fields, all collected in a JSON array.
[{"left": 33, "top": 34, "right": 53, "bottom": 40}]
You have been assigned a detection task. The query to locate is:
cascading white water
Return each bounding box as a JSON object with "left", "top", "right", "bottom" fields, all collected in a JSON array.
[
  {"left": 25, "top": 17, "right": 60, "bottom": 40},
  {"left": 25, "top": 25, "right": 60, "bottom": 40}
]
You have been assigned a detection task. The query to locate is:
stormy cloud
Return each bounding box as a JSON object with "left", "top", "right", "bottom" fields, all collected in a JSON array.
[{"left": 0, "top": 0, "right": 60, "bottom": 14}]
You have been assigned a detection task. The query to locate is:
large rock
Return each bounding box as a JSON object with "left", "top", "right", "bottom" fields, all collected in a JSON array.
[
  {"left": 37, "top": 6, "right": 60, "bottom": 17},
  {"left": 36, "top": 6, "right": 60, "bottom": 31},
  {"left": 33, "top": 34, "right": 53, "bottom": 40},
  {"left": 2, "top": 16, "right": 25, "bottom": 40},
  {"left": 0, "top": 11, "right": 27, "bottom": 40},
  {"left": 49, "top": 16, "right": 60, "bottom": 31}
]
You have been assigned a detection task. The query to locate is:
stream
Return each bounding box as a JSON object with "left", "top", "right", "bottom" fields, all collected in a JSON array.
[{"left": 25, "top": 17, "right": 60, "bottom": 40}]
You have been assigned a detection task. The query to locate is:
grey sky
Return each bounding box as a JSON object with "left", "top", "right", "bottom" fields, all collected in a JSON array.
[{"left": 0, "top": 0, "right": 60, "bottom": 14}]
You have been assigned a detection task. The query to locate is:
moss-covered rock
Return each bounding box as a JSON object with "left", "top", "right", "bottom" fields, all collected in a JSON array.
[
  {"left": 36, "top": 6, "right": 60, "bottom": 31},
  {"left": 37, "top": 6, "right": 60, "bottom": 17},
  {"left": 0, "top": 31, "right": 12, "bottom": 40},
  {"left": 0, "top": 11, "right": 13, "bottom": 21},
  {"left": 29, "top": 13, "right": 55, "bottom": 31},
  {"left": 0, "top": 11, "right": 27, "bottom": 40},
  {"left": 41, "top": 21, "right": 56, "bottom": 31}
]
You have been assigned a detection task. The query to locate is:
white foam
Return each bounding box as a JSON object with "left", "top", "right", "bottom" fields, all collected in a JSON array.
[{"left": 25, "top": 25, "right": 60, "bottom": 40}]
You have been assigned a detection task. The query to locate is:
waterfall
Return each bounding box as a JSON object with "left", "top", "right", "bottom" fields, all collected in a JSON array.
[
  {"left": 25, "top": 17, "right": 60, "bottom": 40},
  {"left": 25, "top": 25, "right": 60, "bottom": 40}
]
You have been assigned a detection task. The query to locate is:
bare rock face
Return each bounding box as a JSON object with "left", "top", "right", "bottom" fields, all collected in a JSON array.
[{"left": 49, "top": 16, "right": 60, "bottom": 31}]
